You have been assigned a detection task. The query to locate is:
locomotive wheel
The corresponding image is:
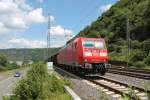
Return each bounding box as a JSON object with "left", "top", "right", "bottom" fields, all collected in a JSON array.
[{"left": 100, "top": 66, "right": 106, "bottom": 75}]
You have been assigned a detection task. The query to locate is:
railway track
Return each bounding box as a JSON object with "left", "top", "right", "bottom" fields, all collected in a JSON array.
[
  {"left": 54, "top": 65, "right": 150, "bottom": 100},
  {"left": 108, "top": 67, "right": 150, "bottom": 80},
  {"left": 89, "top": 76, "right": 150, "bottom": 100}
]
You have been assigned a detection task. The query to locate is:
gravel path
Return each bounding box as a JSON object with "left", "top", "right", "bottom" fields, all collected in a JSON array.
[
  {"left": 54, "top": 68, "right": 102, "bottom": 100},
  {"left": 105, "top": 73, "right": 150, "bottom": 90}
]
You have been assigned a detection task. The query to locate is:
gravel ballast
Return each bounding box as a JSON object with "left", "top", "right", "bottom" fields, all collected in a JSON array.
[
  {"left": 70, "top": 78, "right": 101, "bottom": 100},
  {"left": 54, "top": 68, "right": 102, "bottom": 100},
  {"left": 105, "top": 73, "right": 150, "bottom": 90}
]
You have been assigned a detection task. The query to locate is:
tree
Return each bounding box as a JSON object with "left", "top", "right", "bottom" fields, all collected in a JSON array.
[
  {"left": 0, "top": 54, "right": 7, "bottom": 66},
  {"left": 144, "top": 53, "right": 150, "bottom": 65}
]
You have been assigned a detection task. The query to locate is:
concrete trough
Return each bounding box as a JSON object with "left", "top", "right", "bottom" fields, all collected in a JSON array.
[{"left": 64, "top": 85, "right": 81, "bottom": 100}]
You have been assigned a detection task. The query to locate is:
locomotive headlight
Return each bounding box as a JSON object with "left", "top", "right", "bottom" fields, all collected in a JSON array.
[
  {"left": 84, "top": 52, "right": 92, "bottom": 56},
  {"left": 84, "top": 59, "right": 87, "bottom": 62},
  {"left": 100, "top": 52, "right": 107, "bottom": 56}
]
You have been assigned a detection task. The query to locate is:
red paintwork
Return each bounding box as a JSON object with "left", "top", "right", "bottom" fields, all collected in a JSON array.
[{"left": 57, "top": 37, "right": 108, "bottom": 68}]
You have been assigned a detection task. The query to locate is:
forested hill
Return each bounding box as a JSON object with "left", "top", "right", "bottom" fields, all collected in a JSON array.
[
  {"left": 73, "top": 0, "right": 150, "bottom": 67},
  {"left": 0, "top": 48, "right": 60, "bottom": 61},
  {"left": 78, "top": 0, "right": 150, "bottom": 40}
]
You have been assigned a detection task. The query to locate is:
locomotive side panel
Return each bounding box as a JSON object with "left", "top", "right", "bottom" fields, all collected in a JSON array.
[
  {"left": 56, "top": 37, "right": 111, "bottom": 75},
  {"left": 57, "top": 40, "right": 79, "bottom": 67}
]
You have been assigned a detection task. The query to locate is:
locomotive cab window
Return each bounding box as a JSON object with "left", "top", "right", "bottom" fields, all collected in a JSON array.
[{"left": 83, "top": 40, "right": 105, "bottom": 49}]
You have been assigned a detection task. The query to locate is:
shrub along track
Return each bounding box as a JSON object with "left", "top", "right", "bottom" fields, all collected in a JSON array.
[
  {"left": 54, "top": 65, "right": 150, "bottom": 100},
  {"left": 108, "top": 67, "right": 150, "bottom": 80}
]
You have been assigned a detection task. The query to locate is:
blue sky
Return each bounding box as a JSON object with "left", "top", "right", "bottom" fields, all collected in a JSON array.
[{"left": 0, "top": 0, "right": 118, "bottom": 48}]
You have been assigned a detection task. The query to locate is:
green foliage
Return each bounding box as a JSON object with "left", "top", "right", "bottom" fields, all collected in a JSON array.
[
  {"left": 131, "top": 40, "right": 141, "bottom": 49},
  {"left": 133, "top": 61, "right": 146, "bottom": 68},
  {"left": 142, "top": 39, "right": 150, "bottom": 54},
  {"left": 0, "top": 54, "right": 20, "bottom": 72},
  {"left": 7, "top": 62, "right": 70, "bottom": 100},
  {"left": 86, "top": 30, "right": 99, "bottom": 38},
  {"left": 99, "top": 90, "right": 108, "bottom": 100},
  {"left": 0, "top": 48, "right": 60, "bottom": 61},
  {"left": 144, "top": 53, "right": 150, "bottom": 65},
  {"left": 123, "top": 85, "right": 138, "bottom": 100},
  {"left": 142, "top": 81, "right": 150, "bottom": 100},
  {"left": 63, "top": 77, "right": 73, "bottom": 88},
  {"left": 130, "top": 49, "right": 146, "bottom": 62},
  {"left": 6, "top": 62, "right": 19, "bottom": 70},
  {"left": 0, "top": 54, "right": 7, "bottom": 66}
]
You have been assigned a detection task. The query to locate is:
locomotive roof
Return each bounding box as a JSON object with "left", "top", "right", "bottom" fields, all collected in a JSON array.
[{"left": 59, "top": 37, "right": 104, "bottom": 50}]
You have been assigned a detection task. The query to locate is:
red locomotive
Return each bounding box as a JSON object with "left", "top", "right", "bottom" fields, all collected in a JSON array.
[{"left": 51, "top": 37, "right": 111, "bottom": 75}]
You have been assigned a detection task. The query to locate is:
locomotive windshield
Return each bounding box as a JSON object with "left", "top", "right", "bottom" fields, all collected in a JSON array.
[{"left": 83, "top": 40, "right": 105, "bottom": 49}]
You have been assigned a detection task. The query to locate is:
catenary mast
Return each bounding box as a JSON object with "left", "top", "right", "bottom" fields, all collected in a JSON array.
[{"left": 47, "top": 13, "right": 51, "bottom": 58}]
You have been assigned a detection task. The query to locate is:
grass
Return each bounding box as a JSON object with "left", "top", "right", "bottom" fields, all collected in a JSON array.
[
  {"left": 100, "top": 91, "right": 109, "bottom": 100},
  {"left": 49, "top": 70, "right": 74, "bottom": 88},
  {"left": 122, "top": 84, "right": 150, "bottom": 100},
  {"left": 109, "top": 52, "right": 150, "bottom": 69},
  {"left": 47, "top": 93, "right": 71, "bottom": 100},
  {"left": 0, "top": 66, "right": 29, "bottom": 75}
]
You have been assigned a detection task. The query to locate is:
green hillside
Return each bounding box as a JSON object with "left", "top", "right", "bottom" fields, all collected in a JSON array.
[
  {"left": 72, "top": 0, "right": 150, "bottom": 68},
  {"left": 0, "top": 48, "right": 60, "bottom": 61}
]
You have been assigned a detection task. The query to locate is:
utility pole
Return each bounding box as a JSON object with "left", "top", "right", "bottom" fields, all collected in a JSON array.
[
  {"left": 47, "top": 13, "right": 53, "bottom": 70},
  {"left": 126, "top": 18, "right": 130, "bottom": 67},
  {"left": 47, "top": 13, "right": 51, "bottom": 59}
]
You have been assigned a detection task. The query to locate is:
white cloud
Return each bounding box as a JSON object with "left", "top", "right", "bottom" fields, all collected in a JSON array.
[
  {"left": 36, "top": 0, "right": 44, "bottom": 3},
  {"left": 4, "top": 15, "right": 26, "bottom": 29},
  {"left": 0, "top": 0, "right": 72, "bottom": 49},
  {"left": 0, "top": 24, "right": 74, "bottom": 48},
  {"left": 47, "top": 25, "right": 74, "bottom": 47},
  {"left": 100, "top": 4, "right": 112, "bottom": 12},
  {"left": 0, "top": 0, "right": 49, "bottom": 35},
  {"left": 0, "top": 22, "right": 11, "bottom": 34},
  {"left": 0, "top": 0, "right": 52, "bottom": 48},
  {"left": 47, "top": 15, "right": 55, "bottom": 22},
  {"left": 0, "top": 1, "right": 18, "bottom": 14},
  {"left": 49, "top": 25, "right": 73, "bottom": 36},
  {"left": 9, "top": 38, "right": 46, "bottom": 48},
  {"left": 26, "top": 8, "right": 46, "bottom": 24},
  {"left": 14, "top": 0, "right": 33, "bottom": 11}
]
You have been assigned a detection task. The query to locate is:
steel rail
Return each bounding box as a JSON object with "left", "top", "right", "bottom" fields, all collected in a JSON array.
[
  {"left": 108, "top": 69, "right": 150, "bottom": 80},
  {"left": 96, "top": 76, "right": 150, "bottom": 95},
  {"left": 110, "top": 67, "right": 150, "bottom": 74},
  {"left": 89, "top": 79, "right": 140, "bottom": 100},
  {"left": 54, "top": 65, "right": 149, "bottom": 100}
]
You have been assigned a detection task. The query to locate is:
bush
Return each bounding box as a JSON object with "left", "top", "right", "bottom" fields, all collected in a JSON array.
[
  {"left": 131, "top": 40, "right": 141, "bottom": 49},
  {"left": 6, "top": 62, "right": 19, "bottom": 70},
  {"left": 7, "top": 62, "right": 70, "bottom": 100},
  {"left": 0, "top": 54, "right": 21, "bottom": 72},
  {"left": 130, "top": 50, "right": 146, "bottom": 62},
  {"left": 142, "top": 39, "right": 150, "bottom": 54},
  {"left": 144, "top": 53, "right": 150, "bottom": 65},
  {"left": 0, "top": 54, "right": 7, "bottom": 66},
  {"left": 133, "top": 61, "right": 146, "bottom": 68}
]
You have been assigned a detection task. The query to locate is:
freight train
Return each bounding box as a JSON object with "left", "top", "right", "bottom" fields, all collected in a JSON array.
[{"left": 50, "top": 37, "right": 111, "bottom": 75}]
